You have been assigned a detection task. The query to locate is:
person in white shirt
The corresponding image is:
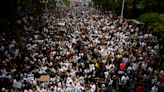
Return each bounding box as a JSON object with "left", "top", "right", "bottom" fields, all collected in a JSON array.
[
  {"left": 122, "top": 57, "right": 129, "bottom": 64},
  {"left": 77, "top": 84, "right": 85, "bottom": 92},
  {"left": 132, "top": 62, "right": 139, "bottom": 71},
  {"left": 151, "top": 85, "right": 158, "bottom": 92},
  {"left": 90, "top": 82, "right": 96, "bottom": 92},
  {"left": 121, "top": 73, "right": 129, "bottom": 85}
]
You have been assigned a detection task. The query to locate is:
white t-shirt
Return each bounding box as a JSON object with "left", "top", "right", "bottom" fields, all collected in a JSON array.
[
  {"left": 90, "top": 84, "right": 96, "bottom": 92},
  {"left": 121, "top": 75, "right": 129, "bottom": 84},
  {"left": 122, "top": 57, "right": 129, "bottom": 64},
  {"left": 109, "top": 64, "right": 115, "bottom": 69},
  {"left": 108, "top": 79, "right": 113, "bottom": 86},
  {"left": 132, "top": 63, "right": 139, "bottom": 71},
  {"left": 151, "top": 85, "right": 158, "bottom": 92},
  {"left": 104, "top": 71, "right": 109, "bottom": 79},
  {"left": 127, "top": 66, "right": 132, "bottom": 74},
  {"left": 77, "top": 85, "right": 84, "bottom": 92}
]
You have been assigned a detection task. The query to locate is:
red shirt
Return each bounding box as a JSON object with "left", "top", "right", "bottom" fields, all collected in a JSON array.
[
  {"left": 159, "top": 75, "right": 164, "bottom": 83},
  {"left": 120, "top": 63, "right": 126, "bottom": 71},
  {"left": 137, "top": 85, "right": 145, "bottom": 92}
]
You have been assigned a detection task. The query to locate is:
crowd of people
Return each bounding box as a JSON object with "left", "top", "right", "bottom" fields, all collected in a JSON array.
[{"left": 0, "top": 2, "right": 164, "bottom": 92}]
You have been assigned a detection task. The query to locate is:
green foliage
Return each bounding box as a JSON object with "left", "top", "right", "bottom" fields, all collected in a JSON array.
[
  {"left": 136, "top": 0, "right": 145, "bottom": 10},
  {"left": 138, "top": 13, "right": 164, "bottom": 38},
  {"left": 63, "top": 0, "right": 71, "bottom": 6},
  {"left": 17, "top": 0, "right": 43, "bottom": 16},
  {"left": 136, "top": 0, "right": 164, "bottom": 13},
  {"left": 136, "top": 0, "right": 164, "bottom": 38},
  {"left": 159, "top": 14, "right": 164, "bottom": 24},
  {"left": 138, "top": 12, "right": 159, "bottom": 24},
  {"left": 92, "top": 0, "right": 140, "bottom": 18},
  {"left": 0, "top": 0, "right": 17, "bottom": 18},
  {"left": 92, "top": 0, "right": 164, "bottom": 19}
]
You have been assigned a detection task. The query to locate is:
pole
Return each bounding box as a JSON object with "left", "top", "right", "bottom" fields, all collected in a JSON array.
[{"left": 120, "top": 0, "right": 125, "bottom": 23}]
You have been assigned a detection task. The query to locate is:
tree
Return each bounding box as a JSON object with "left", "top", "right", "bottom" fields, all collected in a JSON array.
[
  {"left": 138, "top": 13, "right": 164, "bottom": 38},
  {"left": 92, "top": 0, "right": 122, "bottom": 18},
  {"left": 136, "top": 0, "right": 164, "bottom": 13},
  {"left": 92, "top": 0, "right": 139, "bottom": 18},
  {"left": 0, "top": 0, "right": 17, "bottom": 19},
  {"left": 136, "top": 0, "right": 164, "bottom": 39}
]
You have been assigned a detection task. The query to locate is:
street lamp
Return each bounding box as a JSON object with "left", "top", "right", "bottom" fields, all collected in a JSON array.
[{"left": 120, "top": 0, "right": 125, "bottom": 23}]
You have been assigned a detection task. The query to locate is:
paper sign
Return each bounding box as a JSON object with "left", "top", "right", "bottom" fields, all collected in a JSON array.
[
  {"left": 13, "top": 81, "right": 22, "bottom": 89},
  {"left": 58, "top": 22, "right": 65, "bottom": 26},
  {"left": 39, "top": 75, "right": 50, "bottom": 82}
]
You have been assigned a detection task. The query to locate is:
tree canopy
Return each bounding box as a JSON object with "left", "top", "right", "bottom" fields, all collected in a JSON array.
[
  {"left": 92, "top": 0, "right": 164, "bottom": 39},
  {"left": 138, "top": 13, "right": 164, "bottom": 38}
]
